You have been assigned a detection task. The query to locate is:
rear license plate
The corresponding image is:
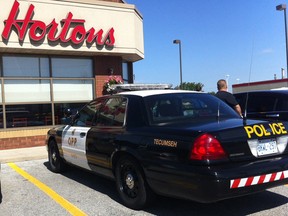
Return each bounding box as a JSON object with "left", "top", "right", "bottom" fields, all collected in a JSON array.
[{"left": 257, "top": 139, "right": 278, "bottom": 156}]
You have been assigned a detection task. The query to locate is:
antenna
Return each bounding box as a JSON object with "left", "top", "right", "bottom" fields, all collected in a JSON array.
[{"left": 243, "top": 36, "right": 255, "bottom": 122}]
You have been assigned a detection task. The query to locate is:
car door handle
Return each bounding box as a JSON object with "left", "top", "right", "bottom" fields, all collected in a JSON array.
[
  {"left": 80, "top": 132, "right": 86, "bottom": 138},
  {"left": 266, "top": 114, "right": 279, "bottom": 118}
]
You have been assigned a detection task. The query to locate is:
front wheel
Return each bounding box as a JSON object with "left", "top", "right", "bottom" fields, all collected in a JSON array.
[
  {"left": 48, "top": 140, "right": 65, "bottom": 173},
  {"left": 115, "top": 156, "right": 152, "bottom": 210}
]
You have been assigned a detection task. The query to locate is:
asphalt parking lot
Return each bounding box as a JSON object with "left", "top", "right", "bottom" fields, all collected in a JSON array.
[{"left": 1, "top": 158, "right": 288, "bottom": 216}]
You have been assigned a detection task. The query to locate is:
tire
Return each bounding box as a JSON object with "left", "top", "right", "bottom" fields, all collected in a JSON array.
[
  {"left": 48, "top": 140, "right": 65, "bottom": 173},
  {"left": 115, "top": 156, "right": 152, "bottom": 210}
]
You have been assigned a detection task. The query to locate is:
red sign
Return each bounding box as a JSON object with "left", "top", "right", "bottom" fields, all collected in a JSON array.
[{"left": 2, "top": 0, "right": 115, "bottom": 46}]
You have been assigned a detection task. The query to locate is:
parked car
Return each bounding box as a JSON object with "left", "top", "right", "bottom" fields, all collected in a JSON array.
[
  {"left": 234, "top": 90, "right": 288, "bottom": 121},
  {"left": 46, "top": 88, "right": 288, "bottom": 210}
]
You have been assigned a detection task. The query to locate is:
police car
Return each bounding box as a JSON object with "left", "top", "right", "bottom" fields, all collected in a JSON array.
[
  {"left": 46, "top": 84, "right": 288, "bottom": 209},
  {"left": 0, "top": 163, "right": 2, "bottom": 204}
]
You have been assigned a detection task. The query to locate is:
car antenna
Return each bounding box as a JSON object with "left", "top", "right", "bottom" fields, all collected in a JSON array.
[{"left": 243, "top": 37, "right": 255, "bottom": 124}]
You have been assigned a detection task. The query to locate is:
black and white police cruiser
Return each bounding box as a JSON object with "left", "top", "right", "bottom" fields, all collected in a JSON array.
[
  {"left": 46, "top": 84, "right": 288, "bottom": 209},
  {"left": 0, "top": 162, "right": 2, "bottom": 204}
]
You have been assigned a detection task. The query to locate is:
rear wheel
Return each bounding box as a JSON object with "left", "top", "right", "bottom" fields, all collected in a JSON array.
[
  {"left": 115, "top": 156, "right": 152, "bottom": 210},
  {"left": 48, "top": 140, "right": 65, "bottom": 173}
]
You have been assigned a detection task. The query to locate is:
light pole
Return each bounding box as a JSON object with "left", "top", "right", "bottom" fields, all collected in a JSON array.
[
  {"left": 173, "top": 39, "right": 183, "bottom": 88},
  {"left": 276, "top": 4, "right": 288, "bottom": 78},
  {"left": 225, "top": 74, "right": 230, "bottom": 91}
]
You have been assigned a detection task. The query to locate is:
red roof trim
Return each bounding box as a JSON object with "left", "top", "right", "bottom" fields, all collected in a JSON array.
[{"left": 232, "top": 79, "right": 288, "bottom": 88}]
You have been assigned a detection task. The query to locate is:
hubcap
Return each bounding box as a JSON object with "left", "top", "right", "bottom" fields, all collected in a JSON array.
[
  {"left": 52, "top": 152, "right": 56, "bottom": 161},
  {"left": 125, "top": 173, "right": 135, "bottom": 189},
  {"left": 51, "top": 148, "right": 57, "bottom": 163}
]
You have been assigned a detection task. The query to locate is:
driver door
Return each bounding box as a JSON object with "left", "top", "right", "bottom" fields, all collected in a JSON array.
[{"left": 61, "top": 99, "right": 104, "bottom": 170}]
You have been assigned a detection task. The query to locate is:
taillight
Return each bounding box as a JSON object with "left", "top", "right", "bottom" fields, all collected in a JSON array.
[{"left": 190, "top": 133, "right": 227, "bottom": 160}]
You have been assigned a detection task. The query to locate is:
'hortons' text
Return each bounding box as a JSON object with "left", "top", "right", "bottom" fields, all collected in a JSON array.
[{"left": 2, "top": 0, "right": 115, "bottom": 46}]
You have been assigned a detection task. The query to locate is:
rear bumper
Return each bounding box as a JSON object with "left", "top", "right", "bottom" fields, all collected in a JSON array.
[{"left": 145, "top": 156, "right": 288, "bottom": 203}]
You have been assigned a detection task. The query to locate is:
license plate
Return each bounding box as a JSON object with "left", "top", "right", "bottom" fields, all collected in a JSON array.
[{"left": 257, "top": 139, "right": 278, "bottom": 156}]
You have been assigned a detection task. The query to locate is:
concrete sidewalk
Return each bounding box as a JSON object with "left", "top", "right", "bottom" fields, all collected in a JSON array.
[{"left": 0, "top": 146, "right": 47, "bottom": 163}]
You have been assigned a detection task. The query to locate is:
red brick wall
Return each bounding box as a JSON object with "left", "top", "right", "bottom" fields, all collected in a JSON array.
[
  {"left": 95, "top": 75, "right": 108, "bottom": 97},
  {"left": 0, "top": 135, "right": 46, "bottom": 150},
  {"left": 94, "top": 56, "right": 122, "bottom": 76},
  {"left": 94, "top": 56, "right": 123, "bottom": 97},
  {"left": 0, "top": 128, "right": 48, "bottom": 150}
]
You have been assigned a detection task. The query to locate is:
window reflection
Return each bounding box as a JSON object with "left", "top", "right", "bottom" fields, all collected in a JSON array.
[
  {"left": 97, "top": 97, "right": 127, "bottom": 126},
  {"left": 5, "top": 104, "right": 52, "bottom": 128},
  {"left": 1, "top": 55, "right": 94, "bottom": 129},
  {"left": 53, "top": 79, "right": 93, "bottom": 102},
  {"left": 122, "top": 62, "right": 130, "bottom": 84},
  {"left": 3, "top": 56, "right": 49, "bottom": 77},
  {"left": 54, "top": 103, "right": 86, "bottom": 125},
  {"left": 0, "top": 106, "right": 3, "bottom": 128},
  {"left": 51, "top": 57, "right": 93, "bottom": 78},
  {"left": 4, "top": 79, "right": 50, "bottom": 103}
]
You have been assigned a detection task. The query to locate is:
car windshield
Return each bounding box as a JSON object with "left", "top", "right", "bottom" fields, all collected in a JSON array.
[{"left": 144, "top": 93, "right": 239, "bottom": 124}]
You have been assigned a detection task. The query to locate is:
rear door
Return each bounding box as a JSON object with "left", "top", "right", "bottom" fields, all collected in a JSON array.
[{"left": 86, "top": 96, "right": 127, "bottom": 171}]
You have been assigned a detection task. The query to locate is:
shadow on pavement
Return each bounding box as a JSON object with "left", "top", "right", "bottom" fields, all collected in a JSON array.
[{"left": 43, "top": 161, "right": 288, "bottom": 215}]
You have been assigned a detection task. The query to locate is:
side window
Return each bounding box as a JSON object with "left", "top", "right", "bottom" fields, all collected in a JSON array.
[
  {"left": 74, "top": 98, "right": 106, "bottom": 126},
  {"left": 182, "top": 98, "right": 209, "bottom": 117},
  {"left": 234, "top": 94, "right": 246, "bottom": 111},
  {"left": 275, "top": 96, "right": 288, "bottom": 111},
  {"left": 96, "top": 97, "right": 127, "bottom": 126},
  {"left": 248, "top": 95, "right": 275, "bottom": 112}
]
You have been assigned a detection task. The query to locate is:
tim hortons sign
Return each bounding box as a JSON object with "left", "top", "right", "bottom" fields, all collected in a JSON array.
[{"left": 1, "top": 0, "right": 115, "bottom": 47}]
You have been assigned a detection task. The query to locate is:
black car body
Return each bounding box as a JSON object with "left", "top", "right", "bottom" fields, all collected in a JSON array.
[
  {"left": 0, "top": 162, "right": 2, "bottom": 204},
  {"left": 46, "top": 90, "right": 288, "bottom": 209},
  {"left": 234, "top": 90, "right": 288, "bottom": 121}
]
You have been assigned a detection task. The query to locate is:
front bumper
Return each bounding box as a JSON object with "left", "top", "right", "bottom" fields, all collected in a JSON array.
[{"left": 145, "top": 156, "right": 288, "bottom": 203}]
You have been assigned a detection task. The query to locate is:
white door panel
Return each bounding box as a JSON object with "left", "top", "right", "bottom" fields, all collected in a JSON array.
[{"left": 62, "top": 125, "right": 91, "bottom": 170}]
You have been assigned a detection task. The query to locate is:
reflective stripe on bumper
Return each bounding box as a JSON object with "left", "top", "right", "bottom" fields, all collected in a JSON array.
[{"left": 230, "top": 170, "right": 288, "bottom": 189}]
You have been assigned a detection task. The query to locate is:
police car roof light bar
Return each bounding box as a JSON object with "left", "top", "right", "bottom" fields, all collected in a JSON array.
[{"left": 111, "top": 83, "right": 173, "bottom": 92}]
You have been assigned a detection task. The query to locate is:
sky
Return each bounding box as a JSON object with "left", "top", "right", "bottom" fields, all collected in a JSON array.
[{"left": 126, "top": 0, "right": 288, "bottom": 92}]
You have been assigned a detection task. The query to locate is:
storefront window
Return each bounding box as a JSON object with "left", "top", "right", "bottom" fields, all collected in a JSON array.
[
  {"left": 51, "top": 57, "right": 93, "bottom": 78},
  {"left": 53, "top": 79, "right": 94, "bottom": 102},
  {"left": 122, "top": 62, "right": 129, "bottom": 83},
  {"left": 5, "top": 104, "right": 52, "bottom": 128},
  {"left": 3, "top": 56, "right": 50, "bottom": 77},
  {"left": 4, "top": 79, "right": 51, "bottom": 103},
  {"left": 54, "top": 103, "right": 86, "bottom": 125},
  {"left": 1, "top": 55, "right": 94, "bottom": 129},
  {"left": 0, "top": 105, "right": 3, "bottom": 129}
]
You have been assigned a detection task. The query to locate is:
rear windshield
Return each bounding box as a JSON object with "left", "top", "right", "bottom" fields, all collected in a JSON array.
[{"left": 144, "top": 93, "right": 239, "bottom": 124}]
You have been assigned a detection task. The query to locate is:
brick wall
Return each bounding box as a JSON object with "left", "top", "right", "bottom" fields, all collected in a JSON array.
[
  {"left": 95, "top": 75, "right": 108, "bottom": 97},
  {"left": 0, "top": 128, "right": 49, "bottom": 150}
]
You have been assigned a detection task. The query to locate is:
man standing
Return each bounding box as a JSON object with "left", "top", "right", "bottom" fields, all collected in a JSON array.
[{"left": 215, "top": 79, "right": 243, "bottom": 117}]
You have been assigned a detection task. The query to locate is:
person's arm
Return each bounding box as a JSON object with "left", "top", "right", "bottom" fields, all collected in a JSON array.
[{"left": 234, "top": 104, "right": 243, "bottom": 118}]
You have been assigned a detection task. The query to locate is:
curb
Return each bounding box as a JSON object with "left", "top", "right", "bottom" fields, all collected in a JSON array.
[{"left": 0, "top": 146, "right": 47, "bottom": 163}]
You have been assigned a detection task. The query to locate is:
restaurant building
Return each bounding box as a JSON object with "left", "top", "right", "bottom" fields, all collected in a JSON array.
[
  {"left": 0, "top": 0, "right": 144, "bottom": 149},
  {"left": 232, "top": 78, "right": 288, "bottom": 93}
]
